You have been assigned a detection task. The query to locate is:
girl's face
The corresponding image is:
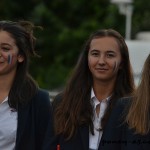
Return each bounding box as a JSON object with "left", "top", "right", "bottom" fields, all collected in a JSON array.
[
  {"left": 88, "top": 37, "right": 122, "bottom": 83},
  {"left": 0, "top": 31, "right": 24, "bottom": 76}
]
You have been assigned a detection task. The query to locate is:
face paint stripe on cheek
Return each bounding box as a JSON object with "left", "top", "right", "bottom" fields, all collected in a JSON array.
[
  {"left": 8, "top": 54, "right": 13, "bottom": 64},
  {"left": 113, "top": 61, "right": 117, "bottom": 73}
]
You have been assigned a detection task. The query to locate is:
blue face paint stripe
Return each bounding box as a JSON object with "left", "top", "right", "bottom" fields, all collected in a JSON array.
[{"left": 8, "top": 54, "right": 12, "bottom": 64}]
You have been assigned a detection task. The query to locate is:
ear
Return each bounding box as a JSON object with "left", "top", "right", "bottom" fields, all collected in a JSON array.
[{"left": 17, "top": 55, "right": 24, "bottom": 63}]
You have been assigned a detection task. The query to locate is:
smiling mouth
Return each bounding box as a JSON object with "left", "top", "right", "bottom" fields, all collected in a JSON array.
[{"left": 96, "top": 68, "right": 108, "bottom": 71}]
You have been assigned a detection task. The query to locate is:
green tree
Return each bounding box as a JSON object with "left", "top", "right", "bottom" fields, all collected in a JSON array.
[{"left": 1, "top": 0, "right": 150, "bottom": 90}]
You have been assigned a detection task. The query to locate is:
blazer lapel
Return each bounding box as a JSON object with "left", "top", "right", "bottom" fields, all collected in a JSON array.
[{"left": 79, "top": 125, "right": 89, "bottom": 150}]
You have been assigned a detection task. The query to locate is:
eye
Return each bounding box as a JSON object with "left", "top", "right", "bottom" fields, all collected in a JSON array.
[
  {"left": 92, "top": 52, "right": 99, "bottom": 56},
  {"left": 90, "top": 51, "right": 99, "bottom": 57},
  {"left": 1, "top": 46, "right": 11, "bottom": 51},
  {"left": 106, "top": 53, "right": 115, "bottom": 58}
]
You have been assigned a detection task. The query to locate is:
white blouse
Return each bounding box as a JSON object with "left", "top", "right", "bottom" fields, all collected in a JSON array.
[
  {"left": 0, "top": 97, "right": 17, "bottom": 150},
  {"left": 89, "top": 89, "right": 110, "bottom": 150}
]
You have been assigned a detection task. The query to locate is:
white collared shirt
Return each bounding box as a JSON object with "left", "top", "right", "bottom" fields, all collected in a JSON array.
[
  {"left": 0, "top": 97, "right": 17, "bottom": 150},
  {"left": 89, "top": 89, "right": 110, "bottom": 150}
]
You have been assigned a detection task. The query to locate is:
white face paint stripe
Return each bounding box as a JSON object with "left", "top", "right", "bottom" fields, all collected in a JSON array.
[{"left": 113, "top": 61, "right": 119, "bottom": 73}]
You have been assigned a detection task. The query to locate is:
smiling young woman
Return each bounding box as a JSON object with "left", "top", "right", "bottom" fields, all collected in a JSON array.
[
  {"left": 51, "top": 29, "right": 135, "bottom": 150},
  {"left": 0, "top": 20, "right": 54, "bottom": 150}
]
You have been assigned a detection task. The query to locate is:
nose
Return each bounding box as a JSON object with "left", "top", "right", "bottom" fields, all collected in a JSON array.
[{"left": 98, "top": 56, "right": 106, "bottom": 65}]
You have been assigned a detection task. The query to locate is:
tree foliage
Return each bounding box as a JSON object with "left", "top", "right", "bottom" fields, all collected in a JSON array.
[{"left": 0, "top": 0, "right": 150, "bottom": 90}]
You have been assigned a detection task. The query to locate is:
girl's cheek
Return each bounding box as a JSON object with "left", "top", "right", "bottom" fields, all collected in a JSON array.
[{"left": 0, "top": 53, "right": 8, "bottom": 62}]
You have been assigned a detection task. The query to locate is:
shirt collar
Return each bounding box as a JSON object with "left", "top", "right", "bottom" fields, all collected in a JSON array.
[
  {"left": 91, "top": 88, "right": 111, "bottom": 108},
  {"left": 1, "top": 96, "right": 8, "bottom": 104}
]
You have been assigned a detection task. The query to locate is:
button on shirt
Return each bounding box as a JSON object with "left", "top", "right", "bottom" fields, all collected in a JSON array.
[
  {"left": 0, "top": 97, "right": 17, "bottom": 150},
  {"left": 89, "top": 89, "right": 110, "bottom": 150}
]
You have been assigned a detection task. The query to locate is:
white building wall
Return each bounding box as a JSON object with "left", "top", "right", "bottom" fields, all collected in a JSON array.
[{"left": 126, "top": 40, "right": 150, "bottom": 85}]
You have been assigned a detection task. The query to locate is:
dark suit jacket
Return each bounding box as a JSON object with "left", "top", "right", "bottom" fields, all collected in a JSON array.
[
  {"left": 52, "top": 96, "right": 150, "bottom": 150},
  {"left": 53, "top": 125, "right": 89, "bottom": 150},
  {"left": 52, "top": 93, "right": 91, "bottom": 150},
  {"left": 99, "top": 98, "right": 150, "bottom": 150},
  {"left": 51, "top": 93, "right": 105, "bottom": 150},
  {"left": 15, "top": 88, "right": 54, "bottom": 150}
]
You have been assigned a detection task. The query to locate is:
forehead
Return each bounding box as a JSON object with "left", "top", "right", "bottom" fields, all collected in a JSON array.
[
  {"left": 90, "top": 37, "right": 120, "bottom": 52},
  {"left": 0, "top": 30, "right": 16, "bottom": 45}
]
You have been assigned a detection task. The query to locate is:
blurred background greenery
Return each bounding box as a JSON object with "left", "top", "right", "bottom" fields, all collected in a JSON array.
[{"left": 1, "top": 0, "right": 150, "bottom": 91}]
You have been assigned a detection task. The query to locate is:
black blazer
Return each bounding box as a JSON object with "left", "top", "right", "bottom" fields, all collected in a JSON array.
[
  {"left": 52, "top": 96, "right": 150, "bottom": 150},
  {"left": 52, "top": 125, "right": 89, "bottom": 150},
  {"left": 52, "top": 94, "right": 102, "bottom": 150},
  {"left": 52, "top": 94, "right": 89, "bottom": 150},
  {"left": 15, "top": 88, "right": 54, "bottom": 150},
  {"left": 99, "top": 98, "right": 150, "bottom": 150}
]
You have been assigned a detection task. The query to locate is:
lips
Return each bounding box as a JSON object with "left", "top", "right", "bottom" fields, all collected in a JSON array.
[{"left": 95, "top": 68, "right": 108, "bottom": 71}]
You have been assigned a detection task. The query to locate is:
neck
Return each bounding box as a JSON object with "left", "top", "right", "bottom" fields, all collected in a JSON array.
[{"left": 93, "top": 79, "right": 115, "bottom": 101}]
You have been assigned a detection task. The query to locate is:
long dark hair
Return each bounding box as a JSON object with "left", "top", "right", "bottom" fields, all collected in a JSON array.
[
  {"left": 0, "top": 20, "right": 39, "bottom": 109},
  {"left": 54, "top": 29, "right": 135, "bottom": 139}
]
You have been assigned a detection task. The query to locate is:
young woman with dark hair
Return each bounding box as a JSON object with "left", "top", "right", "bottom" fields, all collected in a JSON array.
[
  {"left": 52, "top": 29, "right": 135, "bottom": 150},
  {"left": 0, "top": 20, "right": 54, "bottom": 150}
]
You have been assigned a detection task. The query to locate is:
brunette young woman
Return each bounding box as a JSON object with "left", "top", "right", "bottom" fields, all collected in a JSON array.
[
  {"left": 100, "top": 54, "right": 150, "bottom": 150},
  {"left": 52, "top": 29, "right": 135, "bottom": 150},
  {"left": 0, "top": 20, "right": 54, "bottom": 150}
]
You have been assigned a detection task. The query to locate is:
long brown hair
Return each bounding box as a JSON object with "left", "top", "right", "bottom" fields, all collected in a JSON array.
[
  {"left": 54, "top": 29, "right": 135, "bottom": 140},
  {"left": 126, "top": 54, "right": 150, "bottom": 135}
]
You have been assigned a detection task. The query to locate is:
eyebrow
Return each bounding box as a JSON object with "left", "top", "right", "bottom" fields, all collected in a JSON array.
[
  {"left": 90, "top": 49, "right": 116, "bottom": 53},
  {"left": 106, "top": 50, "right": 116, "bottom": 53},
  {"left": 0, "top": 43, "right": 14, "bottom": 47},
  {"left": 90, "top": 49, "right": 99, "bottom": 52}
]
